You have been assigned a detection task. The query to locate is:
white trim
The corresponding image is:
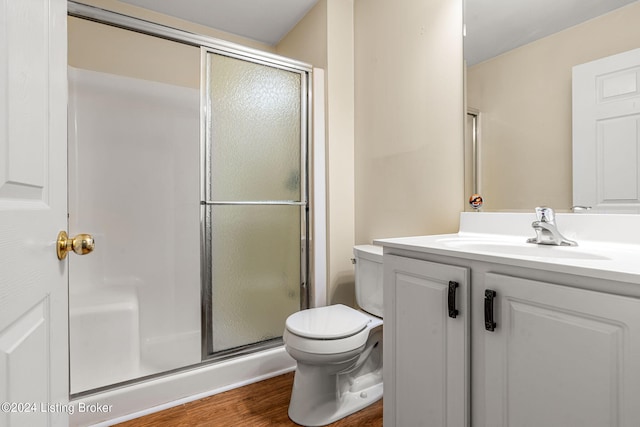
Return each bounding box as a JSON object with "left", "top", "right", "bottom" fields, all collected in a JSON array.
[
  {"left": 312, "top": 68, "right": 327, "bottom": 308},
  {"left": 72, "top": 347, "right": 295, "bottom": 426}
]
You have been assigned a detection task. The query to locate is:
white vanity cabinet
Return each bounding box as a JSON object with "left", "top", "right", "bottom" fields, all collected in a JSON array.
[
  {"left": 483, "top": 273, "right": 640, "bottom": 427},
  {"left": 382, "top": 249, "right": 640, "bottom": 427},
  {"left": 383, "top": 254, "right": 470, "bottom": 427}
]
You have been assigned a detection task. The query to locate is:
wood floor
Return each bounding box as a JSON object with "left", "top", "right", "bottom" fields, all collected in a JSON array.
[{"left": 115, "top": 372, "right": 383, "bottom": 427}]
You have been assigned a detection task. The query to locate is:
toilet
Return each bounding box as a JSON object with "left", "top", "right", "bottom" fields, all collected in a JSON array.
[{"left": 283, "top": 244, "right": 384, "bottom": 426}]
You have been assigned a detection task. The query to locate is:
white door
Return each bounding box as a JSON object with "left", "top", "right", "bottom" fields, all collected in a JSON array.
[
  {"left": 484, "top": 273, "right": 640, "bottom": 427},
  {"left": 383, "top": 255, "right": 469, "bottom": 427},
  {"left": 573, "top": 48, "right": 640, "bottom": 213},
  {"left": 0, "top": 1, "right": 69, "bottom": 426}
]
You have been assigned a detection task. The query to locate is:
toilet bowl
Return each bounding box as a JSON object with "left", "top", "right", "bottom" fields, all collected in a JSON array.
[{"left": 284, "top": 245, "right": 383, "bottom": 426}]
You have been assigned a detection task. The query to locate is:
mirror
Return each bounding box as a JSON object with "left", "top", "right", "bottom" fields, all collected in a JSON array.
[{"left": 464, "top": 0, "right": 640, "bottom": 212}]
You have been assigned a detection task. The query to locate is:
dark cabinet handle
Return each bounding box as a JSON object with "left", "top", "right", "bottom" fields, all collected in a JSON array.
[
  {"left": 484, "top": 289, "right": 497, "bottom": 331},
  {"left": 448, "top": 281, "right": 459, "bottom": 318}
]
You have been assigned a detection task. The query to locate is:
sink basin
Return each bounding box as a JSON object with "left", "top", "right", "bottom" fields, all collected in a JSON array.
[{"left": 438, "top": 238, "right": 610, "bottom": 260}]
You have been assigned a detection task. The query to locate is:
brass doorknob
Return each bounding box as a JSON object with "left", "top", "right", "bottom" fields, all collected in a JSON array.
[{"left": 56, "top": 231, "right": 95, "bottom": 260}]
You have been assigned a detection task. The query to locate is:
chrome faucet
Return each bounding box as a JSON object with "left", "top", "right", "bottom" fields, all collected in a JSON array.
[{"left": 526, "top": 206, "right": 577, "bottom": 246}]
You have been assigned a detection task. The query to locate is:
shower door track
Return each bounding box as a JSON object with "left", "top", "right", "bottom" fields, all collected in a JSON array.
[
  {"left": 67, "top": 0, "right": 313, "bottom": 397},
  {"left": 67, "top": 2, "right": 312, "bottom": 73}
]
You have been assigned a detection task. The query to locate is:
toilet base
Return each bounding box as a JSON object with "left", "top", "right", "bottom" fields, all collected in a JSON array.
[
  {"left": 287, "top": 333, "right": 383, "bottom": 427},
  {"left": 288, "top": 378, "right": 382, "bottom": 427},
  {"left": 284, "top": 311, "right": 384, "bottom": 426}
]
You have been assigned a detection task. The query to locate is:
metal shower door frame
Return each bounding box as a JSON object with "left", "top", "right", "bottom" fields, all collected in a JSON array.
[{"left": 200, "top": 47, "right": 311, "bottom": 360}]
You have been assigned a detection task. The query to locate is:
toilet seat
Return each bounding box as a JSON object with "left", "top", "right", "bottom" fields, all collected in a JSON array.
[
  {"left": 286, "top": 304, "right": 371, "bottom": 339},
  {"left": 284, "top": 305, "right": 376, "bottom": 355}
]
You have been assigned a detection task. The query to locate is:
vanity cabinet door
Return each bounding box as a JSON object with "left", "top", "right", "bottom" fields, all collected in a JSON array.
[
  {"left": 383, "top": 255, "right": 469, "bottom": 427},
  {"left": 483, "top": 273, "right": 640, "bottom": 427}
]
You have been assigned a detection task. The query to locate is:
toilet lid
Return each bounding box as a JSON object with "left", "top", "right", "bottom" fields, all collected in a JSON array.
[{"left": 286, "top": 304, "right": 371, "bottom": 339}]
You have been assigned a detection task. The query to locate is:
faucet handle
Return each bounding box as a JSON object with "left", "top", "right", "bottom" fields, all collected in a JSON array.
[{"left": 535, "top": 206, "right": 555, "bottom": 223}]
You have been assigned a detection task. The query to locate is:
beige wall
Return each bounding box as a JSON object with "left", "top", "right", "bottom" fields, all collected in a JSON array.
[
  {"left": 72, "top": 0, "right": 274, "bottom": 52},
  {"left": 354, "top": 0, "right": 464, "bottom": 243},
  {"left": 467, "top": 2, "right": 640, "bottom": 212},
  {"left": 323, "top": 0, "right": 356, "bottom": 305},
  {"left": 69, "top": 0, "right": 276, "bottom": 88},
  {"left": 281, "top": 0, "right": 465, "bottom": 306},
  {"left": 69, "top": 17, "right": 201, "bottom": 88},
  {"left": 279, "top": 0, "right": 357, "bottom": 306},
  {"left": 277, "top": 0, "right": 328, "bottom": 68}
]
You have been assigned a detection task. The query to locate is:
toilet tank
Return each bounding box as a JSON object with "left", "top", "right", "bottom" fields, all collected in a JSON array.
[{"left": 353, "top": 244, "right": 384, "bottom": 318}]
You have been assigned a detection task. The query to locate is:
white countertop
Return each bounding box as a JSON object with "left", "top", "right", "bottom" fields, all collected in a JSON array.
[{"left": 374, "top": 212, "right": 640, "bottom": 285}]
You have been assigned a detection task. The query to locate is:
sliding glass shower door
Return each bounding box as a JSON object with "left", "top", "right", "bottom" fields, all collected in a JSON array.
[{"left": 202, "top": 51, "right": 309, "bottom": 357}]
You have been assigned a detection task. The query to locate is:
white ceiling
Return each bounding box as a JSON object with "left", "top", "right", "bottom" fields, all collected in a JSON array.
[
  {"left": 116, "top": 0, "right": 318, "bottom": 46},
  {"left": 464, "top": 0, "right": 639, "bottom": 66},
  {"left": 115, "top": 0, "right": 638, "bottom": 63}
]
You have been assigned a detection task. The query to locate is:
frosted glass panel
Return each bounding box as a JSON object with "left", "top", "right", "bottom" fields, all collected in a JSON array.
[
  {"left": 207, "top": 53, "right": 302, "bottom": 201},
  {"left": 209, "top": 205, "right": 301, "bottom": 351}
]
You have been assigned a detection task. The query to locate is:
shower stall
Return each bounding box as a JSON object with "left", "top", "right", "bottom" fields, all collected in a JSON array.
[{"left": 67, "top": 3, "right": 317, "bottom": 424}]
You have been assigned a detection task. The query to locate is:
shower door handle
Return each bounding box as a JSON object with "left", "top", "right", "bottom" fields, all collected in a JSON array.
[{"left": 57, "top": 231, "right": 95, "bottom": 260}]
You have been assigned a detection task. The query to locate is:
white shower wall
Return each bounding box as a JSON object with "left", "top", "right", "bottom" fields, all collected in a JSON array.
[{"left": 68, "top": 67, "right": 201, "bottom": 393}]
